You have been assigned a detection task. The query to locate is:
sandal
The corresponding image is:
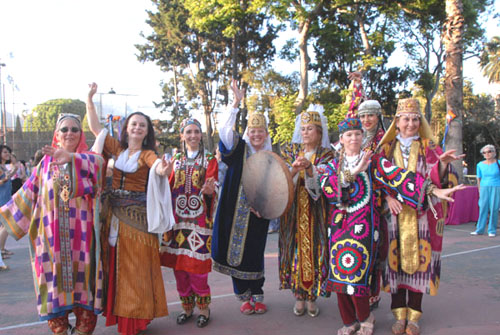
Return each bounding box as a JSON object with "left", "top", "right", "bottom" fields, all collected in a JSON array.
[
  {"left": 176, "top": 311, "right": 193, "bottom": 325},
  {"left": 196, "top": 310, "right": 210, "bottom": 328},
  {"left": 240, "top": 301, "right": 254, "bottom": 315},
  {"left": 392, "top": 320, "right": 406, "bottom": 335},
  {"left": 356, "top": 313, "right": 375, "bottom": 335},
  {"left": 2, "top": 249, "right": 14, "bottom": 256},
  {"left": 405, "top": 321, "right": 420, "bottom": 335},
  {"left": 254, "top": 302, "right": 267, "bottom": 314},
  {"left": 293, "top": 300, "right": 305, "bottom": 316},
  {"left": 0, "top": 265, "right": 9, "bottom": 271},
  {"left": 306, "top": 301, "right": 320, "bottom": 317},
  {"left": 337, "top": 323, "right": 360, "bottom": 335}
]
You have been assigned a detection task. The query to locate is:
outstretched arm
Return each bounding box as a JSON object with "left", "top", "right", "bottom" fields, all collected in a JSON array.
[
  {"left": 219, "top": 79, "right": 245, "bottom": 150},
  {"left": 86, "top": 82, "right": 103, "bottom": 136}
]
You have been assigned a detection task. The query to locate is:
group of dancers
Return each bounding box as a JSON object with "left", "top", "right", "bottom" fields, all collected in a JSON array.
[{"left": 0, "top": 78, "right": 464, "bottom": 335}]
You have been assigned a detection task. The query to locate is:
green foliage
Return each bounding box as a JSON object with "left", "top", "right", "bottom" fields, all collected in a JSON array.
[
  {"left": 480, "top": 36, "right": 500, "bottom": 83},
  {"left": 23, "top": 99, "right": 86, "bottom": 132},
  {"left": 269, "top": 94, "right": 297, "bottom": 144}
]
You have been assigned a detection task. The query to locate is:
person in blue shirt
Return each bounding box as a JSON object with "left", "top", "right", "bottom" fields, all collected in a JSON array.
[{"left": 471, "top": 144, "right": 500, "bottom": 237}]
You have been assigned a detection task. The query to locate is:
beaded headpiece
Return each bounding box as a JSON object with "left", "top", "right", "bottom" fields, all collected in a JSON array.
[
  {"left": 338, "top": 118, "right": 362, "bottom": 134},
  {"left": 357, "top": 100, "right": 382, "bottom": 116},
  {"left": 180, "top": 117, "right": 202, "bottom": 133},
  {"left": 247, "top": 113, "right": 267, "bottom": 129}
]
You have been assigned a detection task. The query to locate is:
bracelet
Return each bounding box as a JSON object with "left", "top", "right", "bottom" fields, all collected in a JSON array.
[{"left": 426, "top": 184, "right": 437, "bottom": 196}]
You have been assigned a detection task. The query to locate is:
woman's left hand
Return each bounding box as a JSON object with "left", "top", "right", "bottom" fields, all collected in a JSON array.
[
  {"left": 42, "top": 145, "right": 73, "bottom": 166},
  {"left": 439, "top": 149, "right": 466, "bottom": 165},
  {"left": 352, "top": 150, "right": 373, "bottom": 175},
  {"left": 156, "top": 156, "right": 173, "bottom": 177},
  {"left": 432, "top": 184, "right": 466, "bottom": 202}
]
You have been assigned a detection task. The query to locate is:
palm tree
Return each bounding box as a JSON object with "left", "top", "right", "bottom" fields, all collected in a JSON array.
[
  {"left": 480, "top": 36, "right": 500, "bottom": 84},
  {"left": 443, "top": 0, "right": 464, "bottom": 181}
]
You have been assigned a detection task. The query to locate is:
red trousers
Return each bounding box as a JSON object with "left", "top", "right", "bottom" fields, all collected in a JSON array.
[{"left": 337, "top": 293, "right": 370, "bottom": 326}]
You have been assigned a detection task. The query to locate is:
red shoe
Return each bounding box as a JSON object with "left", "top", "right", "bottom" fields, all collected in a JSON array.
[
  {"left": 240, "top": 301, "right": 254, "bottom": 315},
  {"left": 254, "top": 302, "right": 267, "bottom": 314}
]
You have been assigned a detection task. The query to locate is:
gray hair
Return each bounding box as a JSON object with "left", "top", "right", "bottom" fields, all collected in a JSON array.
[{"left": 480, "top": 144, "right": 496, "bottom": 154}]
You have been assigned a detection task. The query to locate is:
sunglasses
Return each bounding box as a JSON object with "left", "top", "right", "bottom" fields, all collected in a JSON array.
[
  {"left": 482, "top": 150, "right": 493, "bottom": 154},
  {"left": 59, "top": 127, "right": 80, "bottom": 133}
]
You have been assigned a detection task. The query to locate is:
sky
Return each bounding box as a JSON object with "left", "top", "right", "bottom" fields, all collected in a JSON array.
[{"left": 0, "top": 0, "right": 499, "bottom": 128}]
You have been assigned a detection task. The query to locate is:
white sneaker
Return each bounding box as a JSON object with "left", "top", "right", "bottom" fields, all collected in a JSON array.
[
  {"left": 470, "top": 231, "right": 480, "bottom": 235},
  {"left": 488, "top": 233, "right": 496, "bottom": 237}
]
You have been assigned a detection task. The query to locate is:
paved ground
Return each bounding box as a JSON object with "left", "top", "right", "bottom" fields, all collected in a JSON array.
[{"left": 1, "top": 222, "right": 499, "bottom": 335}]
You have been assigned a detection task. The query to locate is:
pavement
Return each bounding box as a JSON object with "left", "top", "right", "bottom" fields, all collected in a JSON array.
[{"left": 1, "top": 222, "right": 499, "bottom": 335}]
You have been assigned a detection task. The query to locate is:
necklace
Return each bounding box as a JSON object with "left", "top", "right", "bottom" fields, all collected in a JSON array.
[{"left": 343, "top": 152, "right": 363, "bottom": 172}]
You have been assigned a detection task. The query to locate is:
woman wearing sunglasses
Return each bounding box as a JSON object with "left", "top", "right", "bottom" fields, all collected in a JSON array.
[
  {"left": 0, "top": 114, "right": 105, "bottom": 334},
  {"left": 471, "top": 145, "right": 500, "bottom": 237}
]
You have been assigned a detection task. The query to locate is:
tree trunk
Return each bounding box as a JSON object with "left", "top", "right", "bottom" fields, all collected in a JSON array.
[
  {"left": 294, "top": 19, "right": 310, "bottom": 115},
  {"left": 443, "top": 0, "right": 465, "bottom": 181}
]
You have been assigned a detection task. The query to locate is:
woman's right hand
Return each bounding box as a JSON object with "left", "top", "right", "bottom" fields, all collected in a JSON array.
[
  {"left": 88, "top": 82, "right": 98, "bottom": 99},
  {"left": 230, "top": 78, "right": 245, "bottom": 109},
  {"left": 386, "top": 195, "right": 403, "bottom": 215}
]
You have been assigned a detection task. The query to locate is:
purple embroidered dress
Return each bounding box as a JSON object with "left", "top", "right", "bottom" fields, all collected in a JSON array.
[
  {"left": 0, "top": 153, "right": 104, "bottom": 320},
  {"left": 320, "top": 155, "right": 428, "bottom": 297}
]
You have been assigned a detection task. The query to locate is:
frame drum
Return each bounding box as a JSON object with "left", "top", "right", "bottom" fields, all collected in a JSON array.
[{"left": 241, "top": 150, "right": 294, "bottom": 219}]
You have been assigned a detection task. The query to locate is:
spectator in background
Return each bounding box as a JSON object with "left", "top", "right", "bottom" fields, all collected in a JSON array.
[
  {"left": 0, "top": 145, "right": 16, "bottom": 266},
  {"left": 471, "top": 144, "right": 500, "bottom": 237},
  {"left": 9, "top": 153, "right": 27, "bottom": 194}
]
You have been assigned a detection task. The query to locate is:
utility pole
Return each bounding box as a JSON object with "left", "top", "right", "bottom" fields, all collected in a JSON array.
[{"left": 0, "top": 62, "right": 5, "bottom": 144}]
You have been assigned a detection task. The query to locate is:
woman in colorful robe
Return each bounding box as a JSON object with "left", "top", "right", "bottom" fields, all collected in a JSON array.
[
  {"left": 212, "top": 79, "right": 272, "bottom": 315},
  {"left": 87, "top": 83, "right": 174, "bottom": 335},
  {"left": 279, "top": 104, "right": 333, "bottom": 317},
  {"left": 160, "top": 117, "right": 218, "bottom": 328},
  {"left": 320, "top": 118, "right": 463, "bottom": 335},
  {"left": 0, "top": 114, "right": 104, "bottom": 335},
  {"left": 378, "top": 98, "right": 462, "bottom": 335},
  {"left": 357, "top": 100, "right": 386, "bottom": 310}
]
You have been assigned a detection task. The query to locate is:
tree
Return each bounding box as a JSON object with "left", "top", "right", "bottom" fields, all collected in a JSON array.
[
  {"left": 443, "top": 0, "right": 465, "bottom": 181},
  {"left": 480, "top": 36, "right": 500, "bottom": 84},
  {"left": 23, "top": 99, "right": 86, "bottom": 132}
]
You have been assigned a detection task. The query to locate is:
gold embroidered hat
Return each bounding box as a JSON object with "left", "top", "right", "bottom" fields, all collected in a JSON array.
[
  {"left": 378, "top": 98, "right": 436, "bottom": 148},
  {"left": 247, "top": 112, "right": 267, "bottom": 129},
  {"left": 300, "top": 110, "right": 322, "bottom": 126}
]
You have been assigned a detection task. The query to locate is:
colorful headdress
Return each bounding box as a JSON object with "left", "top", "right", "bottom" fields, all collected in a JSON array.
[
  {"left": 247, "top": 112, "right": 267, "bottom": 129},
  {"left": 180, "top": 117, "right": 202, "bottom": 133},
  {"left": 292, "top": 104, "right": 330, "bottom": 148},
  {"left": 52, "top": 113, "right": 88, "bottom": 153},
  {"left": 338, "top": 118, "right": 362, "bottom": 135},
  {"left": 378, "top": 98, "right": 436, "bottom": 148},
  {"left": 357, "top": 100, "right": 382, "bottom": 116}
]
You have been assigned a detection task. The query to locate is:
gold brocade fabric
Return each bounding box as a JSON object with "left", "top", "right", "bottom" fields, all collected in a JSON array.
[
  {"left": 394, "top": 141, "right": 420, "bottom": 275},
  {"left": 296, "top": 153, "right": 315, "bottom": 291},
  {"left": 297, "top": 182, "right": 314, "bottom": 289}
]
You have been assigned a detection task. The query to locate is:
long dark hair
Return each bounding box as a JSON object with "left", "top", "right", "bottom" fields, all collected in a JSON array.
[
  {"left": 0, "top": 145, "right": 12, "bottom": 164},
  {"left": 119, "top": 112, "right": 156, "bottom": 151}
]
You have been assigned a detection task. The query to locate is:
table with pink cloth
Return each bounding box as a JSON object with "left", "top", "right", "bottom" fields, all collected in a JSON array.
[{"left": 445, "top": 185, "right": 479, "bottom": 225}]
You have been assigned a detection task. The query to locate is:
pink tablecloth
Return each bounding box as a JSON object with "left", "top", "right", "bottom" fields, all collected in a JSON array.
[{"left": 445, "top": 185, "right": 479, "bottom": 225}]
